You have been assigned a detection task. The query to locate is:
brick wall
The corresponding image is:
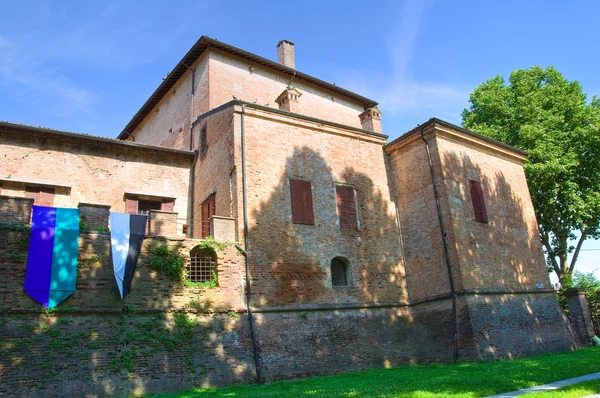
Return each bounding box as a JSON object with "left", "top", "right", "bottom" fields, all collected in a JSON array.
[
  {"left": 131, "top": 52, "right": 210, "bottom": 148},
  {"left": 148, "top": 210, "right": 178, "bottom": 236},
  {"left": 0, "top": 125, "right": 192, "bottom": 234},
  {"left": 208, "top": 49, "right": 366, "bottom": 129},
  {"left": 192, "top": 106, "right": 236, "bottom": 238},
  {"left": 0, "top": 226, "right": 254, "bottom": 396},
  {"left": 78, "top": 203, "right": 110, "bottom": 231},
  {"left": 236, "top": 105, "right": 405, "bottom": 307},
  {"left": 128, "top": 48, "right": 374, "bottom": 151},
  {"left": 386, "top": 122, "right": 580, "bottom": 358},
  {"left": 0, "top": 195, "right": 33, "bottom": 224}
]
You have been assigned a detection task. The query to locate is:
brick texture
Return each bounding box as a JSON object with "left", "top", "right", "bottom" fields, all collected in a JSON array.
[
  {"left": 78, "top": 203, "right": 110, "bottom": 231},
  {"left": 0, "top": 126, "right": 192, "bottom": 235},
  {"left": 0, "top": 195, "right": 33, "bottom": 224}
]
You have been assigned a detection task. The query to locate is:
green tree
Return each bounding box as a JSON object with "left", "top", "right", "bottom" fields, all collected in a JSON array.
[{"left": 462, "top": 66, "right": 600, "bottom": 283}]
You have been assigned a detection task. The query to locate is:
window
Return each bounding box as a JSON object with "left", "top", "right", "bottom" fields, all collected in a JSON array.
[
  {"left": 335, "top": 185, "right": 358, "bottom": 229},
  {"left": 25, "top": 186, "right": 54, "bottom": 206},
  {"left": 331, "top": 257, "right": 350, "bottom": 287},
  {"left": 200, "top": 127, "right": 208, "bottom": 156},
  {"left": 188, "top": 246, "right": 218, "bottom": 284},
  {"left": 469, "top": 180, "right": 488, "bottom": 223},
  {"left": 290, "top": 179, "right": 314, "bottom": 225},
  {"left": 201, "top": 193, "right": 216, "bottom": 238},
  {"left": 137, "top": 200, "right": 161, "bottom": 215}
]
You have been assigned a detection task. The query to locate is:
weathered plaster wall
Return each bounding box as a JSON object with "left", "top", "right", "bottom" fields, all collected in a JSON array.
[{"left": 0, "top": 126, "right": 192, "bottom": 234}]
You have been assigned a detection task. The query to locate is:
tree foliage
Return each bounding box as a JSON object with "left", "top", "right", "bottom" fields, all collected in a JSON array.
[
  {"left": 556, "top": 271, "right": 600, "bottom": 335},
  {"left": 462, "top": 66, "right": 600, "bottom": 282}
]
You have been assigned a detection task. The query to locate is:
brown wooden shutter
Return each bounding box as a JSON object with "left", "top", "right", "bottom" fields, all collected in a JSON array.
[
  {"left": 25, "top": 186, "right": 39, "bottom": 204},
  {"left": 201, "top": 193, "right": 215, "bottom": 238},
  {"left": 161, "top": 200, "right": 174, "bottom": 211},
  {"left": 38, "top": 187, "right": 55, "bottom": 207},
  {"left": 469, "top": 180, "right": 488, "bottom": 223},
  {"left": 336, "top": 185, "right": 357, "bottom": 229},
  {"left": 125, "top": 196, "right": 139, "bottom": 214},
  {"left": 290, "top": 179, "right": 314, "bottom": 225}
]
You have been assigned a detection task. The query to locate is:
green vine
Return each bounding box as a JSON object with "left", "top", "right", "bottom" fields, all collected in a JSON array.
[
  {"left": 185, "top": 270, "right": 218, "bottom": 289},
  {"left": 197, "top": 235, "right": 228, "bottom": 251},
  {"left": 146, "top": 245, "right": 186, "bottom": 280}
]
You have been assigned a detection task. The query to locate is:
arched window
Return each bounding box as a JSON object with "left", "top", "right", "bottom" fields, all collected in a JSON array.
[
  {"left": 189, "top": 246, "right": 218, "bottom": 284},
  {"left": 331, "top": 257, "right": 350, "bottom": 287}
]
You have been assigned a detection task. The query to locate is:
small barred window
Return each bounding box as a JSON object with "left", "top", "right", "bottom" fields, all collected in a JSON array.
[{"left": 188, "top": 247, "right": 217, "bottom": 283}]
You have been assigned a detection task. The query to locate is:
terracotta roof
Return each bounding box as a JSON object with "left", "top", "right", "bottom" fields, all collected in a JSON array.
[
  {"left": 0, "top": 121, "right": 195, "bottom": 157},
  {"left": 118, "top": 36, "right": 378, "bottom": 139}
]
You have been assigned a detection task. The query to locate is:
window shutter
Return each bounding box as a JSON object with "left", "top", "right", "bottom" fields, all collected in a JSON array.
[
  {"left": 25, "top": 186, "right": 39, "bottom": 203},
  {"left": 469, "top": 180, "right": 488, "bottom": 223},
  {"left": 161, "top": 200, "right": 174, "bottom": 211},
  {"left": 38, "top": 187, "right": 55, "bottom": 207},
  {"left": 336, "top": 185, "right": 357, "bottom": 229},
  {"left": 290, "top": 179, "right": 314, "bottom": 225},
  {"left": 201, "top": 193, "right": 215, "bottom": 238},
  {"left": 125, "top": 196, "right": 139, "bottom": 214}
]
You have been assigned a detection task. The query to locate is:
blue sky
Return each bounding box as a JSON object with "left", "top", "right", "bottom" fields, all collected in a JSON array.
[{"left": 1, "top": 0, "right": 599, "bottom": 279}]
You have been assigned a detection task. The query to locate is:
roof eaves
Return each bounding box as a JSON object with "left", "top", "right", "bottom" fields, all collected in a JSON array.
[
  {"left": 0, "top": 121, "right": 196, "bottom": 157},
  {"left": 385, "top": 118, "right": 528, "bottom": 156}
]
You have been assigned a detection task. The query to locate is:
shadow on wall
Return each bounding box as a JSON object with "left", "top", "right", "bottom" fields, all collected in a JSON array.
[
  {"left": 439, "top": 150, "right": 579, "bottom": 359},
  {"left": 247, "top": 146, "right": 404, "bottom": 306},
  {"left": 244, "top": 146, "right": 456, "bottom": 380},
  {"left": 0, "top": 228, "right": 256, "bottom": 396}
]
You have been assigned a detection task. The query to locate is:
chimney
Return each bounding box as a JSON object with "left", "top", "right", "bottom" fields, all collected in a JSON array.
[
  {"left": 359, "top": 107, "right": 382, "bottom": 133},
  {"left": 276, "top": 87, "right": 302, "bottom": 113},
  {"left": 277, "top": 40, "right": 295, "bottom": 69}
]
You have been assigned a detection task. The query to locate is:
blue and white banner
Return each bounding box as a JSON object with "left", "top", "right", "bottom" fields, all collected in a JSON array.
[{"left": 110, "top": 212, "right": 146, "bottom": 299}]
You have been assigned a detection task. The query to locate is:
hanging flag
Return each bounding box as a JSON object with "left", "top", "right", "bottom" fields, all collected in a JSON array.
[
  {"left": 24, "top": 206, "right": 80, "bottom": 309},
  {"left": 110, "top": 212, "right": 146, "bottom": 299}
]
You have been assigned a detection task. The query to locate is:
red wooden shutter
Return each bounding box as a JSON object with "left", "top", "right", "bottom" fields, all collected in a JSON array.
[
  {"left": 125, "top": 196, "right": 139, "bottom": 214},
  {"left": 469, "top": 180, "right": 488, "bottom": 223},
  {"left": 336, "top": 185, "right": 357, "bottom": 229},
  {"left": 201, "top": 193, "right": 215, "bottom": 238},
  {"left": 24, "top": 186, "right": 39, "bottom": 204},
  {"left": 38, "top": 187, "right": 55, "bottom": 207},
  {"left": 161, "top": 200, "right": 174, "bottom": 211},
  {"left": 290, "top": 179, "right": 314, "bottom": 225}
]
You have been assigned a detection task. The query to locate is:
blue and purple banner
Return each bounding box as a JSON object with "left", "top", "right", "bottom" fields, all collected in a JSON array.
[{"left": 23, "top": 206, "right": 80, "bottom": 309}]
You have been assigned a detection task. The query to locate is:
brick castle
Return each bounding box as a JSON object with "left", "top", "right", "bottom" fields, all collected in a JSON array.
[{"left": 0, "top": 37, "right": 581, "bottom": 396}]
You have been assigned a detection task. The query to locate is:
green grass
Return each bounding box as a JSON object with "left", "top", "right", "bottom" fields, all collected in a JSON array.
[
  {"left": 520, "top": 378, "right": 600, "bottom": 397},
  {"left": 148, "top": 348, "right": 600, "bottom": 398}
]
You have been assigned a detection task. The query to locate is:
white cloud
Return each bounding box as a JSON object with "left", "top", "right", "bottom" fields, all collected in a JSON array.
[
  {"left": 336, "top": 0, "right": 469, "bottom": 122},
  {"left": 0, "top": 37, "right": 94, "bottom": 116}
]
